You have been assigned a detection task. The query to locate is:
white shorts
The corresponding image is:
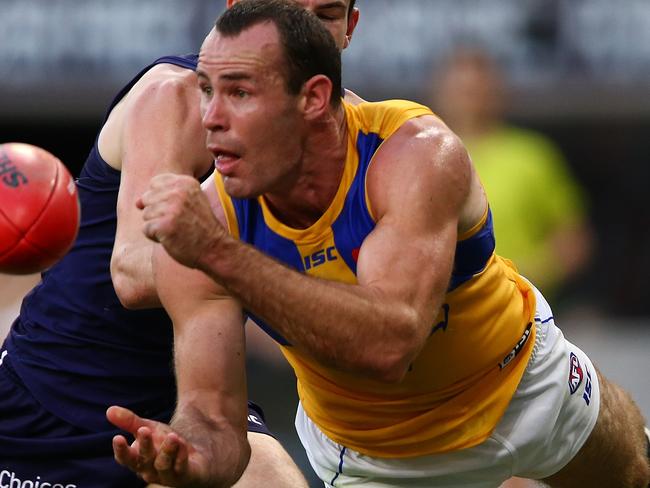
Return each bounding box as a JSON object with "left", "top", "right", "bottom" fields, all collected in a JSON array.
[{"left": 295, "top": 287, "right": 601, "bottom": 488}]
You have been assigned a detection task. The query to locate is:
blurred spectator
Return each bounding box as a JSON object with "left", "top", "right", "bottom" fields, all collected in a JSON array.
[{"left": 429, "top": 47, "right": 593, "bottom": 302}]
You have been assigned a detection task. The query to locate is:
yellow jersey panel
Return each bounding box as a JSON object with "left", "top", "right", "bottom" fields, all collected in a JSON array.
[{"left": 214, "top": 99, "right": 536, "bottom": 457}]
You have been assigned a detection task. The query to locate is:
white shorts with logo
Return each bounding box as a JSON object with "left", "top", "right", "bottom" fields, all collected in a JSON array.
[{"left": 295, "top": 286, "right": 601, "bottom": 488}]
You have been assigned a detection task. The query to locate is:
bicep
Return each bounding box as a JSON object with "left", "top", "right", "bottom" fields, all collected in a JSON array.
[
  {"left": 358, "top": 117, "right": 470, "bottom": 317},
  {"left": 356, "top": 205, "right": 458, "bottom": 324}
]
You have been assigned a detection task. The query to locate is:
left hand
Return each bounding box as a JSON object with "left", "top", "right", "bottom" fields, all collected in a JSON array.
[{"left": 136, "top": 173, "right": 225, "bottom": 268}]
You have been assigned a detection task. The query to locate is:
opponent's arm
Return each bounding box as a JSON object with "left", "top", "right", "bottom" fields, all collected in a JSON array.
[
  {"left": 108, "top": 65, "right": 212, "bottom": 309},
  {"left": 142, "top": 117, "right": 470, "bottom": 383}
]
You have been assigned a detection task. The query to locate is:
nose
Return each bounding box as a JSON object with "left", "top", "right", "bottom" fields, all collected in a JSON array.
[{"left": 202, "top": 97, "right": 228, "bottom": 132}]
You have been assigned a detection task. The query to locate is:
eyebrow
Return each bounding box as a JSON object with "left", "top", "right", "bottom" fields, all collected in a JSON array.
[
  {"left": 316, "top": 2, "right": 347, "bottom": 11},
  {"left": 196, "top": 69, "right": 252, "bottom": 83},
  {"left": 220, "top": 72, "right": 253, "bottom": 82}
]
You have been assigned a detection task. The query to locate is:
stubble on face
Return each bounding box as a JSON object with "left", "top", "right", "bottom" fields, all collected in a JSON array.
[{"left": 199, "top": 25, "right": 305, "bottom": 200}]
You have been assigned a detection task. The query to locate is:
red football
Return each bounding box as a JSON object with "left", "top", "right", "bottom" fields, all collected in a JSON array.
[{"left": 0, "top": 143, "right": 80, "bottom": 274}]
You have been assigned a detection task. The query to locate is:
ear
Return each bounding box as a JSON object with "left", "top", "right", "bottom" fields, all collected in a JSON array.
[
  {"left": 300, "top": 75, "right": 333, "bottom": 121},
  {"left": 226, "top": 0, "right": 237, "bottom": 8},
  {"left": 343, "top": 8, "right": 360, "bottom": 49}
]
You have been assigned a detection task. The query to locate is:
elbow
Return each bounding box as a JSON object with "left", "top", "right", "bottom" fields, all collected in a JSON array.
[
  {"left": 110, "top": 256, "right": 151, "bottom": 309},
  {"left": 364, "top": 322, "right": 425, "bottom": 384},
  {"left": 111, "top": 271, "right": 141, "bottom": 309},
  {"left": 369, "top": 350, "right": 415, "bottom": 384}
]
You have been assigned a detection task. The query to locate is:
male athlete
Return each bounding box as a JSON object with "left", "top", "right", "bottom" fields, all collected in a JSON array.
[
  {"left": 108, "top": 1, "right": 650, "bottom": 487},
  {"left": 0, "top": 0, "right": 358, "bottom": 486}
]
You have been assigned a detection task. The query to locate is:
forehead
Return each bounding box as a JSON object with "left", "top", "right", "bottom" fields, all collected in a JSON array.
[{"left": 199, "top": 22, "right": 283, "bottom": 76}]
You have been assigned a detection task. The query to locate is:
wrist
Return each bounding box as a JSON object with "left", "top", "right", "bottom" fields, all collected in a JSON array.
[{"left": 195, "top": 229, "right": 238, "bottom": 280}]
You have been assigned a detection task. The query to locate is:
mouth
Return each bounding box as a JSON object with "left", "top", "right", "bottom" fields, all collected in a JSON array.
[{"left": 210, "top": 147, "right": 242, "bottom": 176}]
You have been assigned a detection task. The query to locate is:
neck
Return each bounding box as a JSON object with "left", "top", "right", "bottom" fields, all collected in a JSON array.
[{"left": 264, "top": 104, "right": 348, "bottom": 229}]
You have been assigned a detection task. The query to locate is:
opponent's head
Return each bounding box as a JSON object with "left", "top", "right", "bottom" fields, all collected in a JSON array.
[
  {"left": 226, "top": 0, "right": 359, "bottom": 50},
  {"left": 199, "top": 0, "right": 343, "bottom": 199},
  {"left": 431, "top": 47, "right": 505, "bottom": 135}
]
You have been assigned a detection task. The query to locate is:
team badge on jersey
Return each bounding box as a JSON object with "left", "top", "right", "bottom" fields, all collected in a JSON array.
[{"left": 568, "top": 352, "right": 584, "bottom": 395}]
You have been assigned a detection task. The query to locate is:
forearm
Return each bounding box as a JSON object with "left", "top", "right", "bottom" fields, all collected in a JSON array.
[
  {"left": 160, "top": 262, "right": 251, "bottom": 486},
  {"left": 197, "top": 236, "right": 427, "bottom": 381}
]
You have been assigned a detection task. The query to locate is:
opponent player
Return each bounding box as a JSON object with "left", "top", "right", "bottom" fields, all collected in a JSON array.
[
  {"left": 0, "top": 0, "right": 358, "bottom": 486},
  {"left": 111, "top": 1, "right": 650, "bottom": 487}
]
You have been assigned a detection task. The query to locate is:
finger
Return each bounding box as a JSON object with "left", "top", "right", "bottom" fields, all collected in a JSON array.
[
  {"left": 112, "top": 434, "right": 133, "bottom": 467},
  {"left": 135, "top": 426, "right": 156, "bottom": 466},
  {"left": 150, "top": 173, "right": 176, "bottom": 188},
  {"left": 171, "top": 434, "right": 191, "bottom": 474},
  {"left": 154, "top": 433, "right": 183, "bottom": 475},
  {"left": 113, "top": 435, "right": 147, "bottom": 474},
  {"left": 135, "top": 195, "right": 145, "bottom": 210},
  {"left": 143, "top": 221, "right": 162, "bottom": 243},
  {"left": 106, "top": 405, "right": 155, "bottom": 435}
]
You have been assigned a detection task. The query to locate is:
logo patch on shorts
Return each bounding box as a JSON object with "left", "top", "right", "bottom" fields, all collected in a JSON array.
[
  {"left": 583, "top": 367, "right": 593, "bottom": 405},
  {"left": 247, "top": 414, "right": 263, "bottom": 426},
  {"left": 568, "top": 352, "right": 583, "bottom": 395}
]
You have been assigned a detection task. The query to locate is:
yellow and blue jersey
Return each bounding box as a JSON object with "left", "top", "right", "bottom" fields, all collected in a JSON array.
[{"left": 215, "top": 99, "right": 536, "bottom": 457}]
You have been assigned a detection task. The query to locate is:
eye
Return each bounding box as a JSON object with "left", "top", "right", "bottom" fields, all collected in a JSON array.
[
  {"left": 200, "top": 84, "right": 213, "bottom": 97},
  {"left": 234, "top": 88, "right": 248, "bottom": 98},
  {"left": 316, "top": 8, "right": 345, "bottom": 22}
]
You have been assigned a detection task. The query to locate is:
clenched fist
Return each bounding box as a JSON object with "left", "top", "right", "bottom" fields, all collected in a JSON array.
[{"left": 137, "top": 173, "right": 225, "bottom": 269}]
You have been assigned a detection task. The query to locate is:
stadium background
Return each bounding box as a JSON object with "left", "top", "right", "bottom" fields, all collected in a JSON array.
[{"left": 1, "top": 1, "right": 648, "bottom": 486}]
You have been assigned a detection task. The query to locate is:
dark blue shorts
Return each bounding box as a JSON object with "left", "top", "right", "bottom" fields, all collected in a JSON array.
[{"left": 0, "top": 353, "right": 272, "bottom": 487}]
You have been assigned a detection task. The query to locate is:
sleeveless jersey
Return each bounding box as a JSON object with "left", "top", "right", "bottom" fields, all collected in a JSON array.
[
  {"left": 3, "top": 54, "right": 199, "bottom": 431},
  {"left": 215, "top": 99, "right": 537, "bottom": 457}
]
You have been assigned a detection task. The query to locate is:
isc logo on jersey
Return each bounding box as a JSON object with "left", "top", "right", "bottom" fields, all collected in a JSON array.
[
  {"left": 303, "top": 246, "right": 338, "bottom": 271},
  {"left": 0, "top": 470, "right": 76, "bottom": 488}
]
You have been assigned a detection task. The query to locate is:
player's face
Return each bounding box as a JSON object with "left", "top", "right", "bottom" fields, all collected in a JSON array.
[
  {"left": 198, "top": 25, "right": 307, "bottom": 199},
  {"left": 227, "top": 0, "right": 358, "bottom": 50}
]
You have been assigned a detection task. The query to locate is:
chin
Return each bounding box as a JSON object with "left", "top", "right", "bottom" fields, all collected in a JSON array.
[{"left": 223, "top": 177, "right": 257, "bottom": 200}]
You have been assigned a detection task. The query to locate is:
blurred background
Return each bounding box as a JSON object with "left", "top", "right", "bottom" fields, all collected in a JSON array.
[{"left": 1, "top": 1, "right": 648, "bottom": 486}]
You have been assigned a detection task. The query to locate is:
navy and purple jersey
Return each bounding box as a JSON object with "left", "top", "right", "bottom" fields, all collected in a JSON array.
[{"left": 3, "top": 55, "right": 199, "bottom": 432}]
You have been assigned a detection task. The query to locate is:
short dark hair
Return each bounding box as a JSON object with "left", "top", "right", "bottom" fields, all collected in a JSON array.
[{"left": 217, "top": 0, "right": 342, "bottom": 107}]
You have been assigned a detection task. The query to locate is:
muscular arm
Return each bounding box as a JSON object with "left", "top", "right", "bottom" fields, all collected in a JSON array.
[
  {"left": 195, "top": 117, "right": 471, "bottom": 383},
  {"left": 108, "top": 65, "right": 212, "bottom": 309},
  {"left": 154, "top": 237, "right": 250, "bottom": 485}
]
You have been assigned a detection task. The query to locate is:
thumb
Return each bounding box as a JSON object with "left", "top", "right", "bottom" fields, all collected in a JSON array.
[
  {"left": 135, "top": 196, "right": 145, "bottom": 210},
  {"left": 107, "top": 405, "right": 153, "bottom": 434}
]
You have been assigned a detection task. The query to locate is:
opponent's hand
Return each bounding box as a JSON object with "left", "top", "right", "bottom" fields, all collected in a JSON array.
[
  {"left": 107, "top": 406, "right": 212, "bottom": 487},
  {"left": 136, "top": 173, "right": 225, "bottom": 268}
]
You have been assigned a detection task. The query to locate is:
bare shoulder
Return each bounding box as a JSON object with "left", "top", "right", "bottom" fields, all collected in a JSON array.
[
  {"left": 367, "top": 115, "right": 473, "bottom": 221},
  {"left": 99, "top": 63, "right": 209, "bottom": 177},
  {"left": 123, "top": 62, "right": 199, "bottom": 104},
  {"left": 128, "top": 63, "right": 200, "bottom": 105}
]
